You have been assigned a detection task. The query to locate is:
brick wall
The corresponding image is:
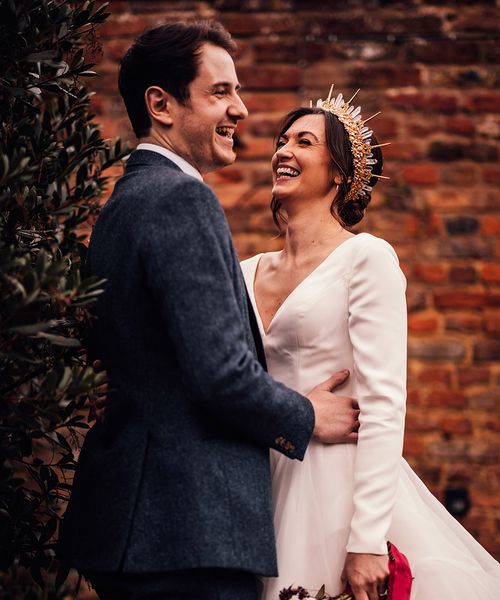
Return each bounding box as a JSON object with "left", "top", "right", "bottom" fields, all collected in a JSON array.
[{"left": 88, "top": 0, "right": 500, "bottom": 559}]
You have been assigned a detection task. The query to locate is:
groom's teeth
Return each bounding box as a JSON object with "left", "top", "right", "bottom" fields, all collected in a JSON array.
[{"left": 216, "top": 126, "right": 233, "bottom": 138}]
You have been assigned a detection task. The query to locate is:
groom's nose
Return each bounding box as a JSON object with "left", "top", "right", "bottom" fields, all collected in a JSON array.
[{"left": 228, "top": 94, "right": 248, "bottom": 121}]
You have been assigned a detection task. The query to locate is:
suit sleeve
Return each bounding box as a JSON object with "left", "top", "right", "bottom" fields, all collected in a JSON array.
[
  {"left": 346, "top": 237, "right": 407, "bottom": 554},
  {"left": 139, "top": 176, "right": 314, "bottom": 459}
]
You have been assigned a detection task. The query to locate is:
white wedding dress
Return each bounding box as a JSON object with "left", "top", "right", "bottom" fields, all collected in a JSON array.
[{"left": 241, "top": 233, "right": 500, "bottom": 600}]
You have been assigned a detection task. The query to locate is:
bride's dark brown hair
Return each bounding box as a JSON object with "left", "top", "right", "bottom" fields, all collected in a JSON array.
[{"left": 271, "top": 107, "right": 384, "bottom": 229}]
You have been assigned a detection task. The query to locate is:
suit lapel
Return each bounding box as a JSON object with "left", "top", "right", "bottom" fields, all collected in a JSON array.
[{"left": 246, "top": 290, "right": 267, "bottom": 371}]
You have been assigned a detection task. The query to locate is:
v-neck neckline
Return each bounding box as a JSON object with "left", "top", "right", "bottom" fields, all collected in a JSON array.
[{"left": 249, "top": 233, "right": 365, "bottom": 337}]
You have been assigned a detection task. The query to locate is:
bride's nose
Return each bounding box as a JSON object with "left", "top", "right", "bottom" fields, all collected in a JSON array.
[{"left": 275, "top": 145, "right": 293, "bottom": 159}]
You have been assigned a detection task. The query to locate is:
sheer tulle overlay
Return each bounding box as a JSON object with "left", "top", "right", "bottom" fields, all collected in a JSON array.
[{"left": 241, "top": 233, "right": 500, "bottom": 600}]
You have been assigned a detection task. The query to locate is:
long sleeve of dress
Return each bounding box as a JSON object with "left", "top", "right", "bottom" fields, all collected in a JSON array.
[{"left": 346, "top": 236, "right": 408, "bottom": 555}]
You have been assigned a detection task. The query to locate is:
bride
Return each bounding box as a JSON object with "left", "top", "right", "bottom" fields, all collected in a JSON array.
[{"left": 240, "top": 88, "right": 500, "bottom": 600}]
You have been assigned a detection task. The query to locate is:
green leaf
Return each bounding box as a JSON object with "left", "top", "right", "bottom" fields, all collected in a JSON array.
[{"left": 36, "top": 333, "right": 81, "bottom": 347}]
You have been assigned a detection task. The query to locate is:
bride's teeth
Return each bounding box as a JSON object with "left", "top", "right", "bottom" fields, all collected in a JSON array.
[{"left": 277, "top": 167, "right": 300, "bottom": 177}]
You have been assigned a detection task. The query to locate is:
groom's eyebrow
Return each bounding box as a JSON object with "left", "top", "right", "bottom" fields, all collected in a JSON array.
[{"left": 212, "top": 82, "right": 242, "bottom": 91}]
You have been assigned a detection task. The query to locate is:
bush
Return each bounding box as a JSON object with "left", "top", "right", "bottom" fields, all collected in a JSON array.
[{"left": 0, "top": 1, "right": 130, "bottom": 596}]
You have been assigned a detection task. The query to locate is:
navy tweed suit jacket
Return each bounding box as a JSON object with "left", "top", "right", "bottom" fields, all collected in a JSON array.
[{"left": 58, "top": 150, "right": 314, "bottom": 576}]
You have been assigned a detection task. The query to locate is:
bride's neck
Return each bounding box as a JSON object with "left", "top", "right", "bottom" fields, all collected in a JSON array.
[{"left": 282, "top": 202, "right": 345, "bottom": 261}]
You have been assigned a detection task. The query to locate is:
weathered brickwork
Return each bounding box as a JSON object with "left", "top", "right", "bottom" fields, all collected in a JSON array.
[{"left": 88, "top": 0, "right": 500, "bottom": 559}]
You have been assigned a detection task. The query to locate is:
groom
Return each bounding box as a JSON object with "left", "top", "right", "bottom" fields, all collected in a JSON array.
[{"left": 58, "top": 21, "right": 359, "bottom": 600}]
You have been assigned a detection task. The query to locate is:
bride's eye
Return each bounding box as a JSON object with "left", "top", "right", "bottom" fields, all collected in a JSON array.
[{"left": 299, "top": 139, "right": 312, "bottom": 146}]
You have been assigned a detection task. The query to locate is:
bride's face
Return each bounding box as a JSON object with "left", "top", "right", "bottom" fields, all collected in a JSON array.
[{"left": 271, "top": 114, "right": 338, "bottom": 203}]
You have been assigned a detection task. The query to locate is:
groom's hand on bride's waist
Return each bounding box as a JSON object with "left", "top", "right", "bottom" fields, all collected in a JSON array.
[{"left": 306, "top": 370, "right": 360, "bottom": 444}]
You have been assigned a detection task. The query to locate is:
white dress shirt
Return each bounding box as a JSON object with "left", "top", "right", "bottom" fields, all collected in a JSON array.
[{"left": 136, "top": 143, "right": 203, "bottom": 182}]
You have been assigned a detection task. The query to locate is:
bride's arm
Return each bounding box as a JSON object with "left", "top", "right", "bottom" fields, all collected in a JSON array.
[{"left": 346, "top": 236, "right": 408, "bottom": 555}]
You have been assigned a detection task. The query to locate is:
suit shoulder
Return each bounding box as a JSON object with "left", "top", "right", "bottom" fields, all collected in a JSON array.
[{"left": 145, "top": 168, "right": 217, "bottom": 203}]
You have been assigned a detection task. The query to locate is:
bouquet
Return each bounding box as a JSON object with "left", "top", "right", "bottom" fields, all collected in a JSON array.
[
  {"left": 279, "top": 586, "right": 351, "bottom": 600},
  {"left": 279, "top": 541, "right": 412, "bottom": 600}
]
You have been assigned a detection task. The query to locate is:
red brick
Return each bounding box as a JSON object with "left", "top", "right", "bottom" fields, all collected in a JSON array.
[
  {"left": 402, "top": 164, "right": 439, "bottom": 185},
  {"left": 484, "top": 316, "right": 500, "bottom": 336},
  {"left": 440, "top": 165, "right": 478, "bottom": 186},
  {"left": 427, "top": 390, "right": 467, "bottom": 409},
  {"left": 305, "top": 16, "right": 369, "bottom": 36},
  {"left": 350, "top": 65, "right": 421, "bottom": 88},
  {"left": 220, "top": 14, "right": 298, "bottom": 36},
  {"left": 205, "top": 165, "right": 245, "bottom": 184},
  {"left": 406, "top": 389, "right": 422, "bottom": 408},
  {"left": 482, "top": 216, "right": 500, "bottom": 235},
  {"left": 454, "top": 10, "right": 500, "bottom": 34},
  {"left": 434, "top": 290, "right": 485, "bottom": 310},
  {"left": 413, "top": 264, "right": 447, "bottom": 284},
  {"left": 407, "top": 40, "right": 481, "bottom": 64},
  {"left": 466, "top": 94, "right": 500, "bottom": 113},
  {"left": 437, "top": 238, "right": 494, "bottom": 260},
  {"left": 237, "top": 137, "right": 275, "bottom": 159},
  {"left": 486, "top": 292, "right": 500, "bottom": 308},
  {"left": 248, "top": 117, "right": 282, "bottom": 137},
  {"left": 304, "top": 42, "right": 327, "bottom": 62},
  {"left": 383, "top": 141, "right": 422, "bottom": 162},
  {"left": 407, "top": 288, "right": 427, "bottom": 312},
  {"left": 99, "top": 14, "right": 149, "bottom": 38},
  {"left": 403, "top": 434, "right": 425, "bottom": 456},
  {"left": 440, "top": 416, "right": 472, "bottom": 435},
  {"left": 468, "top": 443, "right": 499, "bottom": 465},
  {"left": 373, "top": 116, "right": 399, "bottom": 138},
  {"left": 484, "top": 40, "right": 500, "bottom": 63},
  {"left": 409, "top": 315, "right": 439, "bottom": 334},
  {"left": 445, "top": 315, "right": 482, "bottom": 333},
  {"left": 239, "top": 92, "right": 299, "bottom": 113},
  {"left": 406, "top": 413, "right": 440, "bottom": 432},
  {"left": 417, "top": 367, "right": 453, "bottom": 386},
  {"left": 237, "top": 65, "right": 300, "bottom": 89},
  {"left": 429, "top": 141, "right": 465, "bottom": 161},
  {"left": 331, "top": 41, "right": 398, "bottom": 63},
  {"left": 467, "top": 390, "right": 497, "bottom": 411},
  {"left": 374, "top": 15, "right": 443, "bottom": 35},
  {"left": 387, "top": 91, "right": 458, "bottom": 113},
  {"left": 449, "top": 266, "right": 477, "bottom": 284},
  {"left": 481, "top": 264, "right": 500, "bottom": 285},
  {"left": 445, "top": 117, "right": 475, "bottom": 136},
  {"left": 408, "top": 340, "right": 466, "bottom": 361},
  {"left": 482, "top": 166, "right": 500, "bottom": 186},
  {"left": 429, "top": 439, "right": 469, "bottom": 460},
  {"left": 104, "top": 38, "right": 130, "bottom": 62},
  {"left": 458, "top": 368, "right": 490, "bottom": 387},
  {"left": 469, "top": 142, "right": 498, "bottom": 162},
  {"left": 474, "top": 340, "right": 500, "bottom": 362},
  {"left": 253, "top": 43, "right": 298, "bottom": 63}
]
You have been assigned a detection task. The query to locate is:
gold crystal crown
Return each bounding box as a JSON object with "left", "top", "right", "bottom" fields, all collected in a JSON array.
[{"left": 312, "top": 85, "right": 389, "bottom": 203}]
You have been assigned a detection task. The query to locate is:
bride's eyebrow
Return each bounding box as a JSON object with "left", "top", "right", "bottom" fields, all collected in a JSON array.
[{"left": 297, "top": 131, "right": 319, "bottom": 141}]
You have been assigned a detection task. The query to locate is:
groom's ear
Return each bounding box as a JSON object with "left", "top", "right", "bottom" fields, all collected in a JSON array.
[{"left": 144, "top": 86, "right": 174, "bottom": 126}]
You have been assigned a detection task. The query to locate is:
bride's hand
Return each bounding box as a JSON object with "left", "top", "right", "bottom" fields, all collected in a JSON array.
[{"left": 341, "top": 552, "right": 389, "bottom": 600}]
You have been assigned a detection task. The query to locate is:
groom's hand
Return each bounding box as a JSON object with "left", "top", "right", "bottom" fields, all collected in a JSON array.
[{"left": 306, "top": 370, "right": 359, "bottom": 444}]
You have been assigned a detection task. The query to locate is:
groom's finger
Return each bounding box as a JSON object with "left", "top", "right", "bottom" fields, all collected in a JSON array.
[
  {"left": 345, "top": 432, "right": 358, "bottom": 444},
  {"left": 314, "top": 369, "right": 350, "bottom": 392}
]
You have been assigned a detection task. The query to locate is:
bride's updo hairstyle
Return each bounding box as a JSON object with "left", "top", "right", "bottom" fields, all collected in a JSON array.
[{"left": 271, "top": 107, "right": 384, "bottom": 229}]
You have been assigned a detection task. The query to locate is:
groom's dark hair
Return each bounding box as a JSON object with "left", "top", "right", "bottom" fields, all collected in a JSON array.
[{"left": 119, "top": 21, "right": 236, "bottom": 138}]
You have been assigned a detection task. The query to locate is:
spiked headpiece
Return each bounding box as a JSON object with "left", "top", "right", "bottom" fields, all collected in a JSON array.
[{"left": 312, "top": 85, "right": 389, "bottom": 203}]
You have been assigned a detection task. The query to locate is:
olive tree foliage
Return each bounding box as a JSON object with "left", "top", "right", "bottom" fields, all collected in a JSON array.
[{"left": 0, "top": 0, "right": 129, "bottom": 595}]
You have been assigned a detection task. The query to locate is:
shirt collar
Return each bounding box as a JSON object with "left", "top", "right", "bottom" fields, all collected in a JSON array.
[{"left": 135, "top": 143, "right": 203, "bottom": 182}]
